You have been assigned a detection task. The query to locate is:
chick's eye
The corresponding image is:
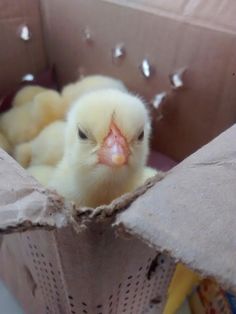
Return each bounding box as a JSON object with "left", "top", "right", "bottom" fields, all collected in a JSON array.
[
  {"left": 78, "top": 129, "right": 88, "bottom": 140},
  {"left": 138, "top": 130, "right": 144, "bottom": 141}
]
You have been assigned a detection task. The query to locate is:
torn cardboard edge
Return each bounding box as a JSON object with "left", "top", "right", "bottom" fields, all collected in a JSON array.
[
  {"left": 1, "top": 124, "right": 236, "bottom": 291},
  {"left": 115, "top": 124, "right": 236, "bottom": 292},
  {"left": 0, "top": 147, "right": 166, "bottom": 233}
]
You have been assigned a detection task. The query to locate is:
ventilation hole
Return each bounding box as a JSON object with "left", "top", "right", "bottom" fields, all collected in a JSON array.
[
  {"left": 109, "top": 301, "right": 113, "bottom": 307},
  {"left": 118, "top": 283, "right": 122, "bottom": 289},
  {"left": 127, "top": 275, "right": 133, "bottom": 279},
  {"left": 49, "top": 263, "right": 53, "bottom": 267},
  {"left": 138, "top": 267, "right": 143, "bottom": 271},
  {"left": 109, "top": 294, "right": 113, "bottom": 300},
  {"left": 126, "top": 283, "right": 131, "bottom": 287},
  {"left": 82, "top": 302, "right": 87, "bottom": 306},
  {"left": 51, "top": 270, "right": 55, "bottom": 275},
  {"left": 83, "top": 311, "right": 87, "bottom": 314},
  {"left": 70, "top": 303, "right": 74, "bottom": 307},
  {"left": 135, "top": 281, "right": 139, "bottom": 286},
  {"left": 33, "top": 245, "right": 37, "bottom": 249},
  {"left": 124, "top": 297, "right": 129, "bottom": 301},
  {"left": 125, "top": 290, "right": 130, "bottom": 294},
  {"left": 71, "top": 311, "right": 76, "bottom": 314}
]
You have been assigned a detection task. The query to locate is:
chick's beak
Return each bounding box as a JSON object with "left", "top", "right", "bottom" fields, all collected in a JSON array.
[{"left": 98, "top": 122, "right": 130, "bottom": 167}]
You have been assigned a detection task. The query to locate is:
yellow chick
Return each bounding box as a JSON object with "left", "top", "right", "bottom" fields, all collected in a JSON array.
[
  {"left": 0, "top": 131, "right": 11, "bottom": 154},
  {"left": 14, "top": 121, "right": 66, "bottom": 168},
  {"left": 49, "top": 89, "right": 160, "bottom": 208},
  {"left": 164, "top": 264, "right": 201, "bottom": 314},
  {"left": 12, "top": 85, "right": 48, "bottom": 107},
  {"left": 61, "top": 75, "right": 127, "bottom": 109},
  {"left": 0, "top": 90, "right": 64, "bottom": 146},
  {"left": 27, "top": 165, "right": 55, "bottom": 186}
]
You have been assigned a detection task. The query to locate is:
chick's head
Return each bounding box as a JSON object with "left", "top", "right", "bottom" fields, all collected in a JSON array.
[{"left": 65, "top": 89, "right": 151, "bottom": 178}]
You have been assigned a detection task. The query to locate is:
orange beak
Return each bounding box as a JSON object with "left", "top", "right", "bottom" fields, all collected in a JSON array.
[{"left": 98, "top": 122, "right": 130, "bottom": 167}]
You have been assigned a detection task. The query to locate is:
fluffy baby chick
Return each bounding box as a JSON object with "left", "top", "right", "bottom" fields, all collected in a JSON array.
[
  {"left": 61, "top": 75, "right": 127, "bottom": 109},
  {"left": 27, "top": 165, "right": 55, "bottom": 186},
  {"left": 0, "top": 131, "right": 11, "bottom": 154},
  {"left": 0, "top": 90, "right": 64, "bottom": 146},
  {"left": 49, "top": 89, "right": 160, "bottom": 208},
  {"left": 12, "top": 85, "right": 47, "bottom": 107},
  {"left": 14, "top": 121, "right": 66, "bottom": 168}
]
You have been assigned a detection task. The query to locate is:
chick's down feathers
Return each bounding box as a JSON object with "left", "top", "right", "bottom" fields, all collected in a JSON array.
[
  {"left": 61, "top": 75, "right": 127, "bottom": 110},
  {"left": 0, "top": 131, "right": 11, "bottom": 154},
  {"left": 49, "top": 88, "right": 161, "bottom": 208},
  {"left": 12, "top": 86, "right": 48, "bottom": 107},
  {"left": 14, "top": 121, "right": 66, "bottom": 168},
  {"left": 27, "top": 165, "right": 55, "bottom": 186},
  {"left": 0, "top": 90, "right": 64, "bottom": 145}
]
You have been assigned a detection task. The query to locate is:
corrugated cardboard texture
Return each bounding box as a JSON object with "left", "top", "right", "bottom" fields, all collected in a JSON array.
[
  {"left": 40, "top": 0, "right": 236, "bottom": 161},
  {"left": 0, "top": 149, "right": 68, "bottom": 232},
  {"left": 116, "top": 124, "right": 236, "bottom": 291},
  {"left": 0, "top": 0, "right": 47, "bottom": 96}
]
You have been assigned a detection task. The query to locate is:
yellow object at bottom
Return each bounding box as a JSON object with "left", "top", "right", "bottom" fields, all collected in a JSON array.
[{"left": 163, "top": 263, "right": 200, "bottom": 314}]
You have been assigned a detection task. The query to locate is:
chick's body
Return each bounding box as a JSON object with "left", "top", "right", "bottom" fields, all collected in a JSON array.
[
  {"left": 0, "top": 90, "right": 64, "bottom": 145},
  {"left": 62, "top": 75, "right": 127, "bottom": 110},
  {"left": 12, "top": 86, "right": 47, "bottom": 107},
  {"left": 14, "top": 121, "right": 66, "bottom": 168},
  {"left": 49, "top": 89, "right": 159, "bottom": 208},
  {"left": 0, "top": 131, "right": 11, "bottom": 154},
  {"left": 27, "top": 165, "right": 55, "bottom": 186}
]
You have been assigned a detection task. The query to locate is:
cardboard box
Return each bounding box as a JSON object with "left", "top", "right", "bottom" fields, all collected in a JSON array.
[{"left": 1, "top": 0, "right": 236, "bottom": 313}]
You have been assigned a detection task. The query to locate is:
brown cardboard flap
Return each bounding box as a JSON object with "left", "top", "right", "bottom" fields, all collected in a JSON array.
[
  {"left": 103, "top": 0, "right": 236, "bottom": 34},
  {"left": 115, "top": 124, "right": 236, "bottom": 290},
  {"left": 41, "top": 0, "right": 236, "bottom": 161},
  {"left": 0, "top": 149, "right": 68, "bottom": 233}
]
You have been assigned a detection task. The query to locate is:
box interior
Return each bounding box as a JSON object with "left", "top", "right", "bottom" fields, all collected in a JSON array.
[{"left": 1, "top": 0, "right": 236, "bottom": 313}]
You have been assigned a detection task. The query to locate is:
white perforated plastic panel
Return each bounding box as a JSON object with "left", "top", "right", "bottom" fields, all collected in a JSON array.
[{"left": 2, "top": 226, "right": 175, "bottom": 314}]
